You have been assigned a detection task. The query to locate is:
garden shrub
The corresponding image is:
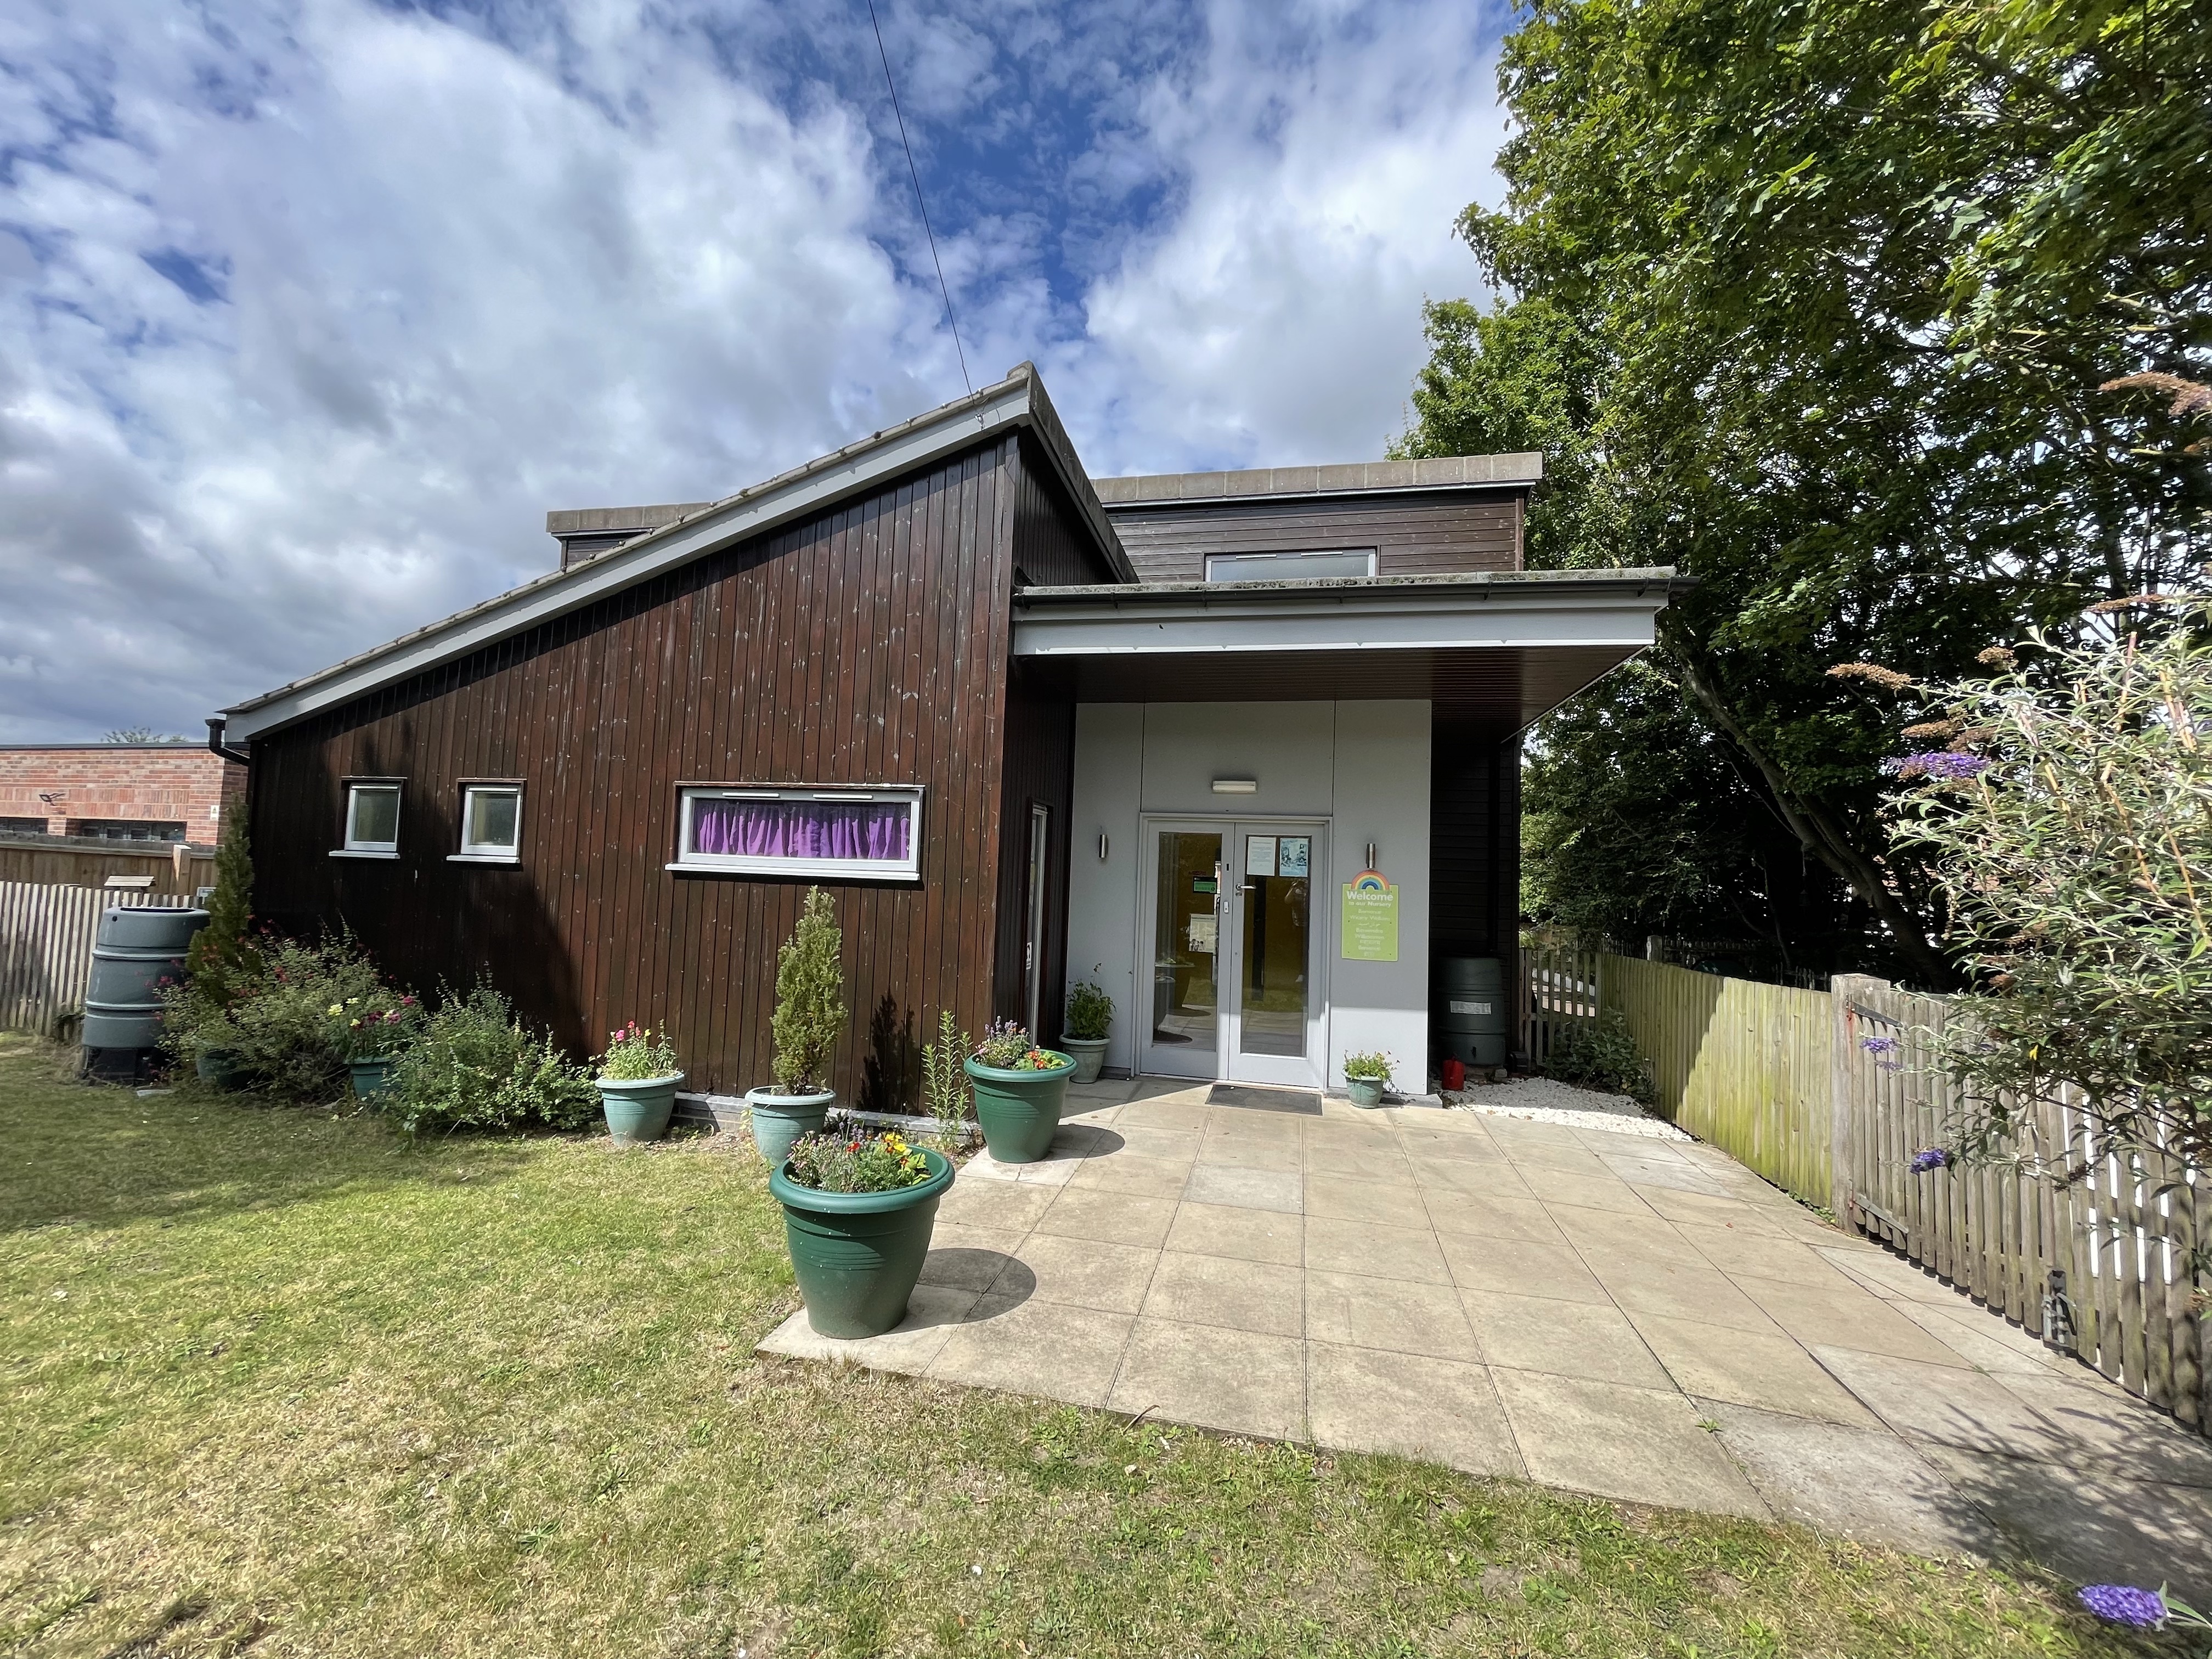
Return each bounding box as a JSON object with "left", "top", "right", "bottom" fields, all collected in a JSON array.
[
  {"left": 770, "top": 887, "right": 845, "bottom": 1091},
  {"left": 166, "top": 932, "right": 392, "bottom": 1099},
  {"left": 1544, "top": 1009, "right": 1656, "bottom": 1105},
  {"left": 387, "top": 986, "right": 597, "bottom": 1136}
]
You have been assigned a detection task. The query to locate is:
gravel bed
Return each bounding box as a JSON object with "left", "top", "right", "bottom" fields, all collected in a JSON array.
[{"left": 1439, "top": 1076, "right": 1691, "bottom": 1141}]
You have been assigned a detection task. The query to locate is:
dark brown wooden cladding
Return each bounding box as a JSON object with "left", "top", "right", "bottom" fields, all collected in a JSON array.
[
  {"left": 1106, "top": 489, "right": 1523, "bottom": 583},
  {"left": 246, "top": 432, "right": 1102, "bottom": 1103},
  {"left": 1012, "top": 432, "right": 1116, "bottom": 588},
  {"left": 1430, "top": 719, "right": 1520, "bottom": 968},
  {"left": 991, "top": 664, "right": 1076, "bottom": 1042}
]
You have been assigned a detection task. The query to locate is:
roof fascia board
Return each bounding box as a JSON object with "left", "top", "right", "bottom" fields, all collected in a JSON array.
[
  {"left": 1012, "top": 588, "right": 1667, "bottom": 657},
  {"left": 225, "top": 377, "right": 1039, "bottom": 742},
  {"left": 1101, "top": 479, "right": 1536, "bottom": 512}
]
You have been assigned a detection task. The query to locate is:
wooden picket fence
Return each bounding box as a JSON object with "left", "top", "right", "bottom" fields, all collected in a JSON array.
[
  {"left": 0, "top": 881, "right": 181, "bottom": 1037},
  {"left": 1516, "top": 939, "right": 2211, "bottom": 1434},
  {"left": 1834, "top": 974, "right": 2207, "bottom": 1430}
]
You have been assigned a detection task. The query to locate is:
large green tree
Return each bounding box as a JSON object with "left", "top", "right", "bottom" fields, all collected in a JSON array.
[{"left": 1401, "top": 0, "right": 2210, "bottom": 986}]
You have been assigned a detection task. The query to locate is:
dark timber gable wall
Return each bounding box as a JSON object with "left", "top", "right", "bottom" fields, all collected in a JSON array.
[
  {"left": 247, "top": 433, "right": 1091, "bottom": 1103},
  {"left": 1105, "top": 488, "right": 1523, "bottom": 583}
]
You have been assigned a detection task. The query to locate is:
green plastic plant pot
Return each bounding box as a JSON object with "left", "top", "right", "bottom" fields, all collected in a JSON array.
[
  {"left": 1346, "top": 1076, "right": 1386, "bottom": 1109},
  {"left": 1060, "top": 1036, "right": 1108, "bottom": 1085},
  {"left": 348, "top": 1055, "right": 399, "bottom": 1102},
  {"left": 770, "top": 1147, "right": 955, "bottom": 1338},
  {"left": 746, "top": 1087, "right": 833, "bottom": 1165},
  {"left": 194, "top": 1049, "right": 242, "bottom": 1090},
  {"left": 598, "top": 1072, "right": 684, "bottom": 1146},
  {"left": 963, "top": 1052, "right": 1076, "bottom": 1164}
]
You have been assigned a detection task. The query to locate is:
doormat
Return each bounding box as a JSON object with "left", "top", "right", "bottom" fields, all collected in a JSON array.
[{"left": 1206, "top": 1084, "right": 1323, "bottom": 1116}]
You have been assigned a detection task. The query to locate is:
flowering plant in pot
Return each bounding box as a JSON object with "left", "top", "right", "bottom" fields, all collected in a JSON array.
[
  {"left": 1061, "top": 973, "right": 1113, "bottom": 1085},
  {"left": 746, "top": 888, "right": 845, "bottom": 1165},
  {"left": 1342, "top": 1049, "right": 1395, "bottom": 1109},
  {"left": 962, "top": 1018, "right": 1076, "bottom": 1164},
  {"left": 330, "top": 990, "right": 424, "bottom": 1101},
  {"left": 596, "top": 1020, "right": 684, "bottom": 1146},
  {"left": 770, "top": 1119, "right": 955, "bottom": 1338}
]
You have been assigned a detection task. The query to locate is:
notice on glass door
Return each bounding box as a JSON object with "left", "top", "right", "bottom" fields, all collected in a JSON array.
[
  {"left": 1276, "top": 836, "right": 1310, "bottom": 878},
  {"left": 1341, "top": 871, "right": 1398, "bottom": 962},
  {"left": 1244, "top": 835, "right": 1277, "bottom": 877}
]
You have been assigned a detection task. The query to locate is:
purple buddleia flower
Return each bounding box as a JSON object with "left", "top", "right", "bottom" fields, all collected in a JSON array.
[
  {"left": 1910, "top": 1147, "right": 1950, "bottom": 1173},
  {"left": 1881, "top": 751, "right": 1992, "bottom": 781},
  {"left": 2076, "top": 1584, "right": 2166, "bottom": 1627},
  {"left": 1861, "top": 1036, "right": 1899, "bottom": 1054}
]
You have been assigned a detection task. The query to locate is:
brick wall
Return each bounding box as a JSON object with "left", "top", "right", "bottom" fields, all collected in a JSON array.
[{"left": 0, "top": 745, "right": 243, "bottom": 843}]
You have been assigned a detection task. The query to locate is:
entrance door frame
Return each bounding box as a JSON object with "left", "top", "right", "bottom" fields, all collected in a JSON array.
[{"left": 1135, "top": 813, "right": 1331, "bottom": 1088}]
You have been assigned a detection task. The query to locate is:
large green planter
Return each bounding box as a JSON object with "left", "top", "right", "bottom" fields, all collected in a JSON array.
[
  {"left": 1061, "top": 1036, "right": 1109, "bottom": 1085},
  {"left": 348, "top": 1054, "right": 399, "bottom": 1102},
  {"left": 1346, "top": 1075, "right": 1386, "bottom": 1109},
  {"left": 964, "top": 1052, "right": 1076, "bottom": 1164},
  {"left": 771, "top": 1148, "right": 956, "bottom": 1338},
  {"left": 746, "top": 1087, "right": 834, "bottom": 1165},
  {"left": 598, "top": 1072, "right": 684, "bottom": 1146}
]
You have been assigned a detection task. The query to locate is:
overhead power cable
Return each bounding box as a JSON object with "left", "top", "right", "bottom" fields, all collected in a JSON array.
[{"left": 866, "top": 0, "right": 973, "bottom": 398}]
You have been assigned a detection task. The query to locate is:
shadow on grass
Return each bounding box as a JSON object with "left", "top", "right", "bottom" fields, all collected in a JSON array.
[{"left": 0, "top": 1041, "right": 539, "bottom": 1235}]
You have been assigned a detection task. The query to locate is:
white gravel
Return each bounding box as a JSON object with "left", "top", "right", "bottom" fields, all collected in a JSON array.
[{"left": 1438, "top": 1076, "right": 1691, "bottom": 1141}]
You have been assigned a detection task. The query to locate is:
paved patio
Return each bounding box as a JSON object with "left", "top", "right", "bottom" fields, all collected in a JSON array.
[{"left": 760, "top": 1077, "right": 2212, "bottom": 1595}]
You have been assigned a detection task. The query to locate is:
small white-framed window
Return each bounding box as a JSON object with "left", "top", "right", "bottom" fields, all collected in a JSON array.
[
  {"left": 1204, "top": 548, "right": 1377, "bottom": 584},
  {"left": 452, "top": 785, "right": 523, "bottom": 862},
  {"left": 670, "top": 785, "right": 923, "bottom": 882},
  {"left": 334, "top": 781, "right": 402, "bottom": 859}
]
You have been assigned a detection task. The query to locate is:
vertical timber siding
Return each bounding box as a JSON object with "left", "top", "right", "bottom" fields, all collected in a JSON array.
[
  {"left": 1107, "top": 491, "right": 1523, "bottom": 584},
  {"left": 249, "top": 436, "right": 1054, "bottom": 1102}
]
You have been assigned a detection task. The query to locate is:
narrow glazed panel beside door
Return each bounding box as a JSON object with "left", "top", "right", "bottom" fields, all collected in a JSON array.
[
  {"left": 1149, "top": 828, "right": 1223, "bottom": 1070},
  {"left": 1238, "top": 831, "right": 1311, "bottom": 1059}
]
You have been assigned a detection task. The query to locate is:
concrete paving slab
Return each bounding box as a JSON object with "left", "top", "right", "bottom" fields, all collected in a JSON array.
[
  {"left": 927, "top": 1295, "right": 1133, "bottom": 1406},
  {"left": 1307, "top": 1269, "right": 1482, "bottom": 1361},
  {"left": 1313, "top": 1142, "right": 1421, "bottom": 1185},
  {"left": 1462, "top": 1291, "right": 1674, "bottom": 1389},
  {"left": 1637, "top": 1185, "right": 1792, "bottom": 1235},
  {"left": 1518, "top": 1166, "right": 1658, "bottom": 1216},
  {"left": 1305, "top": 1215, "right": 1451, "bottom": 1284},
  {"left": 1739, "top": 1279, "right": 1975, "bottom": 1366},
  {"left": 1578, "top": 1248, "right": 1783, "bottom": 1335},
  {"left": 1700, "top": 1402, "right": 2004, "bottom": 1558},
  {"left": 1144, "top": 1250, "right": 1305, "bottom": 1337},
  {"left": 1544, "top": 1201, "right": 1686, "bottom": 1255},
  {"left": 1307, "top": 1345, "right": 1525, "bottom": 1477},
  {"left": 1600, "top": 1154, "right": 1734, "bottom": 1197},
  {"left": 1888, "top": 1299, "right": 2073, "bottom": 1376},
  {"left": 1814, "top": 1346, "right": 2075, "bottom": 1460},
  {"left": 1066, "top": 1151, "right": 1197, "bottom": 1199},
  {"left": 1007, "top": 1232, "right": 1159, "bottom": 1315},
  {"left": 1630, "top": 1313, "right": 1884, "bottom": 1428},
  {"left": 758, "top": 1284, "right": 980, "bottom": 1374},
  {"left": 1407, "top": 1156, "right": 1538, "bottom": 1200},
  {"left": 919, "top": 1226, "right": 1029, "bottom": 1291},
  {"left": 1676, "top": 1224, "right": 1864, "bottom": 1291},
  {"left": 1814, "top": 1246, "right": 1969, "bottom": 1304},
  {"left": 1163, "top": 1200, "right": 1304, "bottom": 1266},
  {"left": 1184, "top": 1164, "right": 1302, "bottom": 1214},
  {"left": 1032, "top": 1187, "right": 1178, "bottom": 1248},
  {"left": 1920, "top": 1445, "right": 2212, "bottom": 1602},
  {"left": 1421, "top": 1189, "right": 1563, "bottom": 1243},
  {"left": 1397, "top": 1127, "right": 1508, "bottom": 1164},
  {"left": 1992, "top": 1369, "right": 2212, "bottom": 1488},
  {"left": 1195, "top": 1135, "right": 1303, "bottom": 1172},
  {"left": 1438, "top": 1231, "right": 1611, "bottom": 1305},
  {"left": 1117, "top": 1097, "right": 1214, "bottom": 1130},
  {"left": 1113, "top": 1125, "right": 1204, "bottom": 1161},
  {"left": 1490, "top": 1369, "right": 1771, "bottom": 1519},
  {"left": 1304, "top": 1173, "right": 1431, "bottom": 1227},
  {"left": 1108, "top": 1319, "right": 1306, "bottom": 1439},
  {"left": 937, "top": 1180, "right": 1057, "bottom": 1231}
]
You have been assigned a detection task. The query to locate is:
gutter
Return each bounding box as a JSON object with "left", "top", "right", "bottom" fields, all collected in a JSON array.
[{"left": 206, "top": 718, "right": 249, "bottom": 766}]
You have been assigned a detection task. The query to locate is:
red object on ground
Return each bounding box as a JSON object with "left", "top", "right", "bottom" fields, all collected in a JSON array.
[{"left": 1441, "top": 1057, "right": 1466, "bottom": 1092}]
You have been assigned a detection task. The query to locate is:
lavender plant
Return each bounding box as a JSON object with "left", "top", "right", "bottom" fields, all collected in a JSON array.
[{"left": 1873, "top": 599, "right": 2212, "bottom": 1173}]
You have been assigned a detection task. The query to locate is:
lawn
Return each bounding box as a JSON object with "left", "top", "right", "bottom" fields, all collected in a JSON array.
[{"left": 0, "top": 1033, "right": 2163, "bottom": 1659}]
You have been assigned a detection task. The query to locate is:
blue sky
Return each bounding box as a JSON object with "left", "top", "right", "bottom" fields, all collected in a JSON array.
[{"left": 0, "top": 0, "right": 1511, "bottom": 739}]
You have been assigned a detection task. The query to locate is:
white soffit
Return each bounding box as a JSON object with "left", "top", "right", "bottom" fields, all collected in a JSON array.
[{"left": 1011, "top": 583, "right": 1669, "bottom": 658}]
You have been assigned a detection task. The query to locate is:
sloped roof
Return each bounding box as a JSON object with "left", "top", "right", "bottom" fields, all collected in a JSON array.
[{"left": 222, "top": 364, "right": 1127, "bottom": 742}]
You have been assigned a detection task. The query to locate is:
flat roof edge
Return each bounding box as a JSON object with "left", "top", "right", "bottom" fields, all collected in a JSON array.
[{"left": 1014, "top": 568, "right": 1688, "bottom": 603}]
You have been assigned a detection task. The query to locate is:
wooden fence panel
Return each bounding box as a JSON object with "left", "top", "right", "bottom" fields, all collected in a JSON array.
[{"left": 0, "top": 882, "right": 179, "bottom": 1036}]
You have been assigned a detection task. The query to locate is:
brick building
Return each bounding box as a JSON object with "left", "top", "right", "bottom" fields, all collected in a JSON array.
[{"left": 0, "top": 743, "right": 244, "bottom": 845}]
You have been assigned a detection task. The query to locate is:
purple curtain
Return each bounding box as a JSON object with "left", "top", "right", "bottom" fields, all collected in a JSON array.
[{"left": 692, "top": 797, "right": 910, "bottom": 862}]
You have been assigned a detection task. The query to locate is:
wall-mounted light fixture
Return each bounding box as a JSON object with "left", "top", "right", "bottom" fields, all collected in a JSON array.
[
  {"left": 1366, "top": 840, "right": 1378, "bottom": 868},
  {"left": 1210, "top": 777, "right": 1258, "bottom": 795},
  {"left": 1098, "top": 831, "right": 1109, "bottom": 862}
]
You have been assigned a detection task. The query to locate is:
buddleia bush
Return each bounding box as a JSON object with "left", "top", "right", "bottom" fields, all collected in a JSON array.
[
  {"left": 387, "top": 985, "right": 597, "bottom": 1136},
  {"left": 1877, "top": 599, "right": 2212, "bottom": 1172}
]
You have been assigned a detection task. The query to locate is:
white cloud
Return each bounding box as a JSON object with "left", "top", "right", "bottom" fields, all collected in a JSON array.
[{"left": 0, "top": 0, "right": 1505, "bottom": 738}]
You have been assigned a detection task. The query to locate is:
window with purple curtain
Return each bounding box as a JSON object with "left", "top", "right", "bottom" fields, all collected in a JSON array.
[{"left": 676, "top": 788, "right": 922, "bottom": 878}]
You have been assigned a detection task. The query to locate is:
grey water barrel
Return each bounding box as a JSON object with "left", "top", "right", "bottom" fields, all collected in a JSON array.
[
  {"left": 82, "top": 906, "right": 209, "bottom": 1054},
  {"left": 1435, "top": 956, "right": 1508, "bottom": 1068}
]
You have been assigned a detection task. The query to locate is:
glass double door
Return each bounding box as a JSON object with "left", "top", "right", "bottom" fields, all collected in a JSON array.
[{"left": 1141, "top": 819, "right": 1325, "bottom": 1087}]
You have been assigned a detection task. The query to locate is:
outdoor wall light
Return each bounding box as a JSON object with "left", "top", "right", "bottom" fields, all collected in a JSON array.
[
  {"left": 1211, "top": 777, "right": 1258, "bottom": 794},
  {"left": 1098, "top": 831, "right": 1109, "bottom": 862},
  {"left": 1367, "top": 840, "right": 1378, "bottom": 868}
]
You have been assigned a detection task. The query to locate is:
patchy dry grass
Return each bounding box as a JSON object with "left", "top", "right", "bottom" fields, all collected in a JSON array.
[{"left": 0, "top": 1034, "right": 2167, "bottom": 1658}]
